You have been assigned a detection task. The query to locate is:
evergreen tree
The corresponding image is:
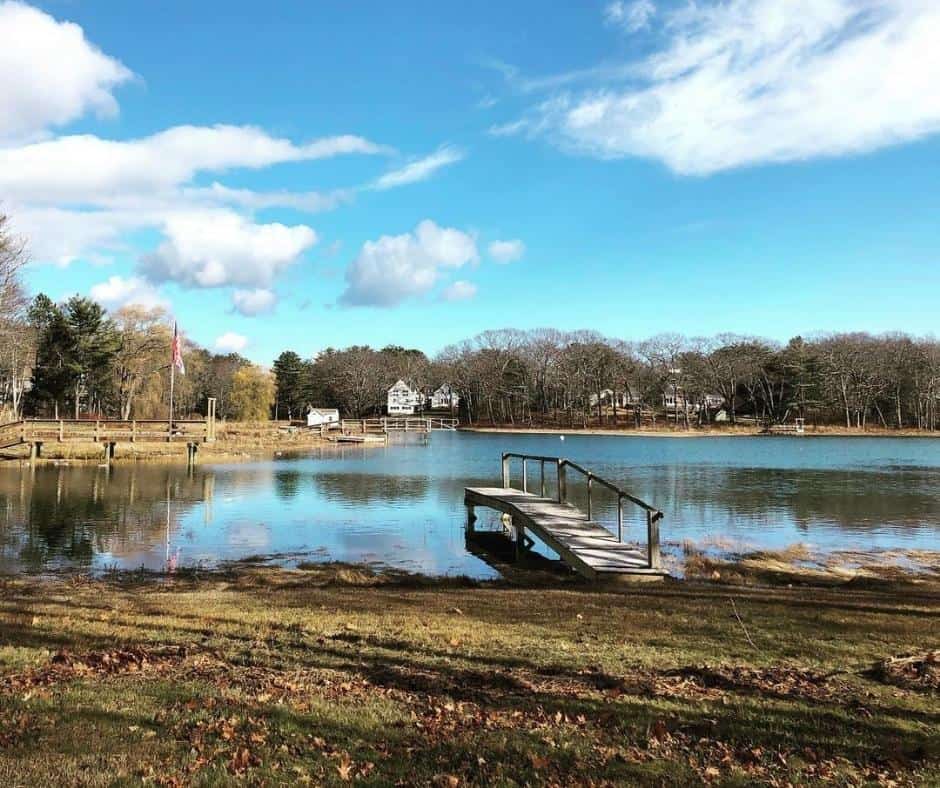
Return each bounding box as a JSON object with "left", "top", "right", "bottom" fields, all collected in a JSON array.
[{"left": 272, "top": 350, "right": 306, "bottom": 419}]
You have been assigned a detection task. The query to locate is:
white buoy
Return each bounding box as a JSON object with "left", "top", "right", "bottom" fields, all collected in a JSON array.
[{"left": 560, "top": 435, "right": 565, "bottom": 441}]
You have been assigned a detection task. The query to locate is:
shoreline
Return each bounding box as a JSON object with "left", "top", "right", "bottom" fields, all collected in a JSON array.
[
  {"left": 5, "top": 544, "right": 938, "bottom": 592},
  {"left": 460, "top": 425, "right": 940, "bottom": 438}
]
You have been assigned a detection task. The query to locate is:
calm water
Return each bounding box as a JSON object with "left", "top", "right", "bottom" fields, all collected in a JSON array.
[{"left": 1, "top": 432, "right": 939, "bottom": 577}]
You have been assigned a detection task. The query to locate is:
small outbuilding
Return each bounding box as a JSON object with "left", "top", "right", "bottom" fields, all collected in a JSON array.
[{"left": 306, "top": 407, "right": 340, "bottom": 427}]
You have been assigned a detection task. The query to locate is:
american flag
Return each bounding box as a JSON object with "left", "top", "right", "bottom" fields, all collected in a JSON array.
[{"left": 172, "top": 323, "right": 185, "bottom": 376}]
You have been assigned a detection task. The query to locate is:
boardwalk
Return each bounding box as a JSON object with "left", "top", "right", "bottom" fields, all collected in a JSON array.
[
  {"left": 465, "top": 453, "right": 665, "bottom": 580},
  {"left": 0, "top": 418, "right": 214, "bottom": 451}
]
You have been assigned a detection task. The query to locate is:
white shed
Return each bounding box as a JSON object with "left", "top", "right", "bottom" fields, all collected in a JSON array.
[{"left": 307, "top": 407, "right": 340, "bottom": 427}]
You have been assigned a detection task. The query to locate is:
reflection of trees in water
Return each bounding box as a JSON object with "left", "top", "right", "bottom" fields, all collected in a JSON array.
[
  {"left": 274, "top": 470, "right": 301, "bottom": 500},
  {"left": 312, "top": 473, "right": 431, "bottom": 506},
  {"left": 580, "top": 466, "right": 940, "bottom": 534},
  {"left": 0, "top": 466, "right": 214, "bottom": 571}
]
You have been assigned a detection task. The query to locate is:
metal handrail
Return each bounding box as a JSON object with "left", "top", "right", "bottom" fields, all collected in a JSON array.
[{"left": 500, "top": 451, "right": 664, "bottom": 569}]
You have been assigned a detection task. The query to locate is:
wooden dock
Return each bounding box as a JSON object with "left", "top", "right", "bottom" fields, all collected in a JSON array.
[
  {"left": 338, "top": 417, "right": 458, "bottom": 436},
  {"left": 465, "top": 453, "right": 665, "bottom": 580},
  {"left": 0, "top": 416, "right": 216, "bottom": 452}
]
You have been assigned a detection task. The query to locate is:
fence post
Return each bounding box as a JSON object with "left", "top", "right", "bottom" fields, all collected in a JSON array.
[
  {"left": 522, "top": 458, "right": 528, "bottom": 493},
  {"left": 647, "top": 511, "right": 661, "bottom": 569},
  {"left": 617, "top": 495, "right": 624, "bottom": 542},
  {"left": 540, "top": 460, "right": 546, "bottom": 497},
  {"left": 557, "top": 460, "right": 567, "bottom": 503},
  {"left": 501, "top": 454, "right": 510, "bottom": 488}
]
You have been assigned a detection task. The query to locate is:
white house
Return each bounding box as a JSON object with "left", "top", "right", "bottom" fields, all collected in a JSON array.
[
  {"left": 663, "top": 385, "right": 724, "bottom": 412},
  {"left": 429, "top": 383, "right": 460, "bottom": 410},
  {"left": 589, "top": 389, "right": 641, "bottom": 408},
  {"left": 387, "top": 380, "right": 423, "bottom": 415},
  {"left": 306, "top": 407, "right": 340, "bottom": 427}
]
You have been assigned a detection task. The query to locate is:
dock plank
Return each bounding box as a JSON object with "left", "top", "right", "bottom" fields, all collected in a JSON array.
[{"left": 464, "top": 487, "right": 661, "bottom": 579}]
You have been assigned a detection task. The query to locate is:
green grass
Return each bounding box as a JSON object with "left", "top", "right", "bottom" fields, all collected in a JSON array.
[{"left": 0, "top": 566, "right": 937, "bottom": 786}]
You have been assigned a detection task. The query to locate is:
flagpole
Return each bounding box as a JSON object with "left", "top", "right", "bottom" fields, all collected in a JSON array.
[{"left": 169, "top": 322, "right": 176, "bottom": 439}]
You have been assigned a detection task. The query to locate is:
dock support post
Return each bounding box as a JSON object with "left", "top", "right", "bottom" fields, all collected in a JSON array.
[
  {"left": 522, "top": 458, "right": 528, "bottom": 493},
  {"left": 557, "top": 460, "right": 567, "bottom": 503},
  {"left": 465, "top": 503, "right": 476, "bottom": 535},
  {"left": 540, "top": 460, "right": 546, "bottom": 498},
  {"left": 617, "top": 495, "right": 624, "bottom": 542},
  {"left": 647, "top": 511, "right": 661, "bottom": 569},
  {"left": 58, "top": 420, "right": 64, "bottom": 442},
  {"left": 501, "top": 454, "right": 510, "bottom": 488},
  {"left": 29, "top": 441, "right": 42, "bottom": 463},
  {"left": 187, "top": 441, "right": 198, "bottom": 469},
  {"left": 587, "top": 474, "right": 593, "bottom": 520},
  {"left": 102, "top": 441, "right": 116, "bottom": 464},
  {"left": 514, "top": 522, "right": 524, "bottom": 561}
]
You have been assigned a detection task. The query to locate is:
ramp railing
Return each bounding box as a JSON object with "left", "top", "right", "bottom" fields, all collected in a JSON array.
[{"left": 500, "top": 452, "right": 663, "bottom": 568}]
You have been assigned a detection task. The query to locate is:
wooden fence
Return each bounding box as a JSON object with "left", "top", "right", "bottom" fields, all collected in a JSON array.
[{"left": 0, "top": 418, "right": 211, "bottom": 449}]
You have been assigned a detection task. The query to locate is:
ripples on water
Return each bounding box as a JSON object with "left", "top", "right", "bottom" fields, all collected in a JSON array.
[{"left": 0, "top": 432, "right": 938, "bottom": 576}]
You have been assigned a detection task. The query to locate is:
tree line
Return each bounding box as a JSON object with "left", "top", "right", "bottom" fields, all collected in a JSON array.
[{"left": 274, "top": 328, "right": 940, "bottom": 431}]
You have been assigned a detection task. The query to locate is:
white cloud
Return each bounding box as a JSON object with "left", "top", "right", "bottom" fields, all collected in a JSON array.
[
  {"left": 488, "top": 239, "right": 525, "bottom": 264},
  {"left": 604, "top": 1, "right": 655, "bottom": 32},
  {"left": 214, "top": 332, "right": 249, "bottom": 353},
  {"left": 439, "top": 280, "right": 477, "bottom": 302},
  {"left": 0, "top": 125, "right": 386, "bottom": 206},
  {"left": 232, "top": 288, "right": 277, "bottom": 316},
  {"left": 140, "top": 210, "right": 317, "bottom": 289},
  {"left": 89, "top": 276, "right": 168, "bottom": 311},
  {"left": 339, "top": 220, "right": 479, "bottom": 307},
  {"left": 504, "top": 0, "right": 940, "bottom": 175},
  {"left": 0, "top": 1, "right": 133, "bottom": 142},
  {"left": 185, "top": 182, "right": 352, "bottom": 213},
  {"left": 372, "top": 146, "right": 464, "bottom": 190}
]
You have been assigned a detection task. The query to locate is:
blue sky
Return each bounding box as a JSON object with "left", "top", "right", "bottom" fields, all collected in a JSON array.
[{"left": 3, "top": 0, "right": 939, "bottom": 363}]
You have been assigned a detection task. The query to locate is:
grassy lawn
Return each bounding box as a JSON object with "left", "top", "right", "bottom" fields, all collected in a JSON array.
[{"left": 0, "top": 566, "right": 937, "bottom": 786}]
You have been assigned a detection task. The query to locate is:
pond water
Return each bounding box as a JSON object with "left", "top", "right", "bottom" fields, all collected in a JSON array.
[{"left": 1, "top": 432, "right": 939, "bottom": 577}]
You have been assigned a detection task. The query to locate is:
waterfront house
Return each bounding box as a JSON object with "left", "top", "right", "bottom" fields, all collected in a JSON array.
[
  {"left": 306, "top": 407, "right": 340, "bottom": 427},
  {"left": 589, "top": 389, "right": 641, "bottom": 408},
  {"left": 387, "top": 380, "right": 423, "bottom": 415},
  {"left": 663, "top": 385, "right": 724, "bottom": 413},
  {"left": 429, "top": 383, "right": 460, "bottom": 410}
]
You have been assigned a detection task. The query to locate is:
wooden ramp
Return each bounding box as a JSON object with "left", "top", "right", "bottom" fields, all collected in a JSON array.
[{"left": 464, "top": 454, "right": 666, "bottom": 581}]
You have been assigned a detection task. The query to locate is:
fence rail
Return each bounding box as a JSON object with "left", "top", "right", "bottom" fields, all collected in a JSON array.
[
  {"left": 500, "top": 452, "right": 664, "bottom": 569},
  {"left": 0, "top": 418, "right": 210, "bottom": 446},
  {"left": 340, "top": 417, "right": 458, "bottom": 434}
]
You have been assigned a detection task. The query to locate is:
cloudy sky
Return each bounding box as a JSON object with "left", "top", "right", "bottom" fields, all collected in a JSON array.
[{"left": 3, "top": 0, "right": 939, "bottom": 361}]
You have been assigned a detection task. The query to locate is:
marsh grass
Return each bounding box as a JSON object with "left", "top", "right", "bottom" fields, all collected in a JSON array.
[{"left": 0, "top": 564, "right": 937, "bottom": 785}]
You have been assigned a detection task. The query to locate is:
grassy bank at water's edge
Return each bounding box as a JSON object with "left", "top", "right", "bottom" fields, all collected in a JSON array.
[{"left": 0, "top": 565, "right": 937, "bottom": 786}]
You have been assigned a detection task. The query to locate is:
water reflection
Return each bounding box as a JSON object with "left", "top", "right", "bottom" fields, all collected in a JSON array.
[{"left": 0, "top": 433, "right": 938, "bottom": 576}]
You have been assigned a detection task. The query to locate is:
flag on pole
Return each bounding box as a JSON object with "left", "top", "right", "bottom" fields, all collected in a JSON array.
[{"left": 172, "top": 322, "right": 186, "bottom": 376}]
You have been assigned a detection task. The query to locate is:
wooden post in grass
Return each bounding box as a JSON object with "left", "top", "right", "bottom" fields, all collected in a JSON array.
[{"left": 647, "top": 511, "right": 661, "bottom": 569}]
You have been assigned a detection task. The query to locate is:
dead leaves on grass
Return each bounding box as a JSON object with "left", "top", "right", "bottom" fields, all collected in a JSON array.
[
  {"left": 869, "top": 651, "right": 940, "bottom": 692},
  {"left": 0, "top": 641, "right": 935, "bottom": 785}
]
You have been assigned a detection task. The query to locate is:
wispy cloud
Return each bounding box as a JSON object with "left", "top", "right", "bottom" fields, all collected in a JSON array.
[
  {"left": 488, "top": 239, "right": 525, "bottom": 264},
  {"left": 371, "top": 146, "right": 465, "bottom": 190},
  {"left": 604, "top": 1, "right": 655, "bottom": 32},
  {"left": 439, "top": 280, "right": 477, "bottom": 302},
  {"left": 491, "top": 0, "right": 940, "bottom": 175}
]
